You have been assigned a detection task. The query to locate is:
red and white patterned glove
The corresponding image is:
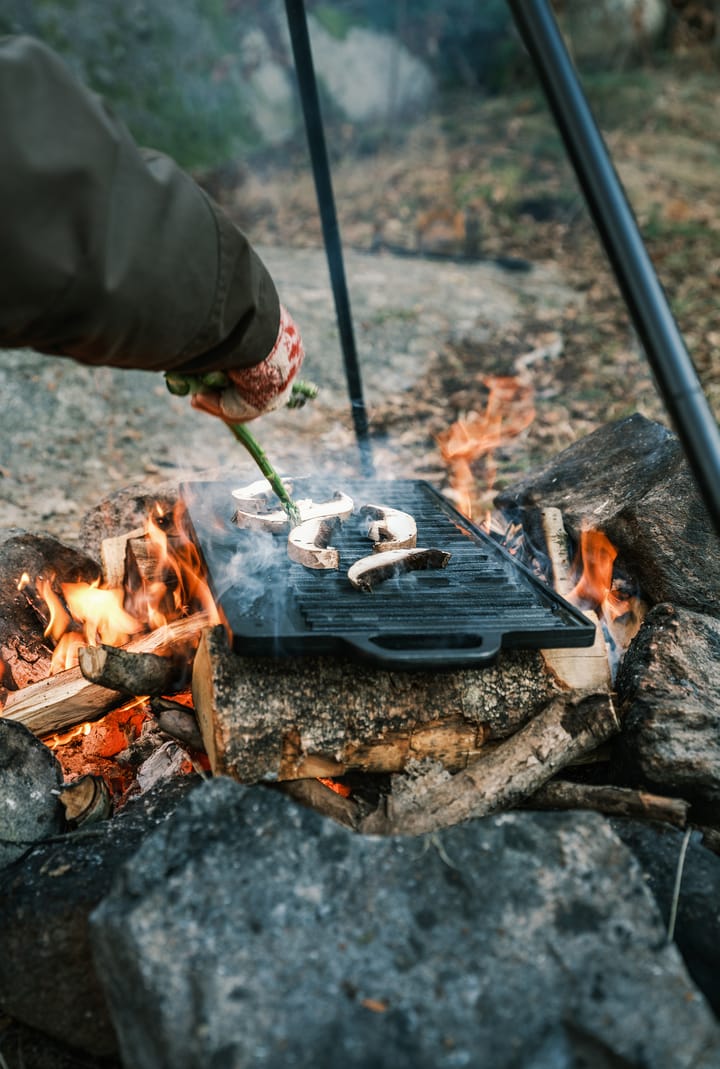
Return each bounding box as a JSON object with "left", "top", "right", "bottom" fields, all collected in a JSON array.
[{"left": 191, "top": 305, "right": 304, "bottom": 422}]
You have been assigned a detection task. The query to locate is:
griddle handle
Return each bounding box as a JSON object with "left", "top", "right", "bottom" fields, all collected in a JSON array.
[{"left": 344, "top": 633, "right": 502, "bottom": 668}]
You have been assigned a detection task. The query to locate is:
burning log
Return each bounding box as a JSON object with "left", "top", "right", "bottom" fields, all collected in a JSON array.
[
  {"left": 0, "top": 532, "right": 100, "bottom": 691},
  {"left": 78, "top": 644, "right": 180, "bottom": 697},
  {"left": 361, "top": 693, "right": 621, "bottom": 836},
  {"left": 495, "top": 414, "right": 719, "bottom": 615},
  {"left": 191, "top": 625, "right": 565, "bottom": 784},
  {"left": 2, "top": 611, "right": 212, "bottom": 735}
]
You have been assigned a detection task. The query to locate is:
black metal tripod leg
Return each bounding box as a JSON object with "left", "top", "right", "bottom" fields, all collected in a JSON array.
[
  {"left": 508, "top": 0, "right": 720, "bottom": 536},
  {"left": 284, "top": 0, "right": 374, "bottom": 476}
]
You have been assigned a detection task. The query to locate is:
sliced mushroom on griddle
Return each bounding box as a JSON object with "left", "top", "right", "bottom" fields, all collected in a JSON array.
[
  {"left": 360, "top": 504, "right": 417, "bottom": 552},
  {"left": 233, "top": 488, "right": 354, "bottom": 533},
  {"left": 231, "top": 477, "right": 294, "bottom": 513},
  {"left": 348, "top": 547, "right": 451, "bottom": 591},
  {"left": 288, "top": 516, "right": 343, "bottom": 570}
]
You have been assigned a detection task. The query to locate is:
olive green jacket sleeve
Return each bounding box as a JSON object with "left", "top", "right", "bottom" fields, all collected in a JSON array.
[{"left": 0, "top": 35, "right": 280, "bottom": 374}]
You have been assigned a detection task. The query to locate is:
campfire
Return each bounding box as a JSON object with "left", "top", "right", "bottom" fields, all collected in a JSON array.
[
  {"left": 1, "top": 412, "right": 719, "bottom": 1068},
  {"left": 1, "top": 408, "right": 705, "bottom": 844}
]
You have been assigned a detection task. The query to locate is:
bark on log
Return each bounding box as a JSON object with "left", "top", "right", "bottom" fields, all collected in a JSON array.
[
  {"left": 360, "top": 693, "right": 620, "bottom": 836},
  {"left": 191, "top": 625, "right": 564, "bottom": 783},
  {"left": 2, "top": 612, "right": 211, "bottom": 736},
  {"left": 78, "top": 645, "right": 179, "bottom": 697},
  {"left": 496, "top": 414, "right": 718, "bottom": 614},
  {"left": 615, "top": 603, "right": 720, "bottom": 812},
  {"left": 525, "top": 781, "right": 689, "bottom": 828}
]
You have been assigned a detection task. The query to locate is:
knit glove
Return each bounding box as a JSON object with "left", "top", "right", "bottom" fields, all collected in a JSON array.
[{"left": 191, "top": 305, "right": 304, "bottom": 422}]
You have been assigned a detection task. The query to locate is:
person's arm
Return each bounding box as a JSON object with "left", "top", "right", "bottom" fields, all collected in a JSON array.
[{"left": 0, "top": 34, "right": 286, "bottom": 383}]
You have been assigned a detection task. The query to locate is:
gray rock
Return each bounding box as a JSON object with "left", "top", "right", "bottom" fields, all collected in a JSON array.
[
  {"left": 615, "top": 603, "right": 720, "bottom": 811},
  {"left": 0, "top": 777, "right": 196, "bottom": 1058},
  {"left": 0, "top": 720, "right": 63, "bottom": 868},
  {"left": 610, "top": 819, "right": 720, "bottom": 1016},
  {"left": 90, "top": 778, "right": 720, "bottom": 1069},
  {"left": 307, "top": 19, "right": 434, "bottom": 125}
]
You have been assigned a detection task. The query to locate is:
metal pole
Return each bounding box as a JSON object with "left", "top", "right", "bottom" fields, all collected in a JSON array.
[
  {"left": 508, "top": 0, "right": 720, "bottom": 536},
  {"left": 284, "top": 0, "right": 374, "bottom": 476}
]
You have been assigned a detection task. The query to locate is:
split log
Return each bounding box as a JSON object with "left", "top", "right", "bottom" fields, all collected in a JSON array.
[
  {"left": 100, "top": 527, "right": 144, "bottom": 588},
  {"left": 78, "top": 645, "right": 179, "bottom": 697},
  {"left": 539, "top": 507, "right": 610, "bottom": 692},
  {"left": 496, "top": 414, "right": 719, "bottom": 614},
  {"left": 525, "top": 781, "right": 689, "bottom": 829},
  {"left": 191, "top": 625, "right": 565, "bottom": 783},
  {"left": 360, "top": 693, "right": 621, "bottom": 836},
  {"left": 2, "top": 612, "right": 211, "bottom": 736},
  {"left": 615, "top": 603, "right": 720, "bottom": 812}
]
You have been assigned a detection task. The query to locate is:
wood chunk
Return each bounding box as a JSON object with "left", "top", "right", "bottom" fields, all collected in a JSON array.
[
  {"left": 191, "top": 626, "right": 563, "bottom": 783},
  {"left": 100, "top": 527, "right": 144, "bottom": 588},
  {"left": 616, "top": 603, "right": 720, "bottom": 810},
  {"left": 78, "top": 645, "right": 179, "bottom": 697},
  {"left": 58, "top": 774, "right": 112, "bottom": 826}
]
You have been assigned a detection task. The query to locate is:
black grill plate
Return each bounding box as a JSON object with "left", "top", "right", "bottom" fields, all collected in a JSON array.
[{"left": 182, "top": 478, "right": 595, "bottom": 670}]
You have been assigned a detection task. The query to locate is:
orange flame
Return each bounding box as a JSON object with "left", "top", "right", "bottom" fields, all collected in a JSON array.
[
  {"left": 567, "top": 526, "right": 645, "bottom": 658},
  {"left": 437, "top": 374, "right": 535, "bottom": 521},
  {"left": 22, "top": 501, "right": 218, "bottom": 676}
]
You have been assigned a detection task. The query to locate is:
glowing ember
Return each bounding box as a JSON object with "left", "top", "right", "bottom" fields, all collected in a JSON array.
[
  {"left": 317, "top": 777, "right": 352, "bottom": 798},
  {"left": 437, "top": 374, "right": 535, "bottom": 522}
]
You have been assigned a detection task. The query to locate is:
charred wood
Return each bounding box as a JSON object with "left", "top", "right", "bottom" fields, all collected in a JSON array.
[
  {"left": 150, "top": 697, "right": 204, "bottom": 751},
  {"left": 0, "top": 532, "right": 100, "bottom": 692},
  {"left": 191, "top": 626, "right": 564, "bottom": 783},
  {"left": 496, "top": 414, "right": 719, "bottom": 614},
  {"left": 78, "top": 644, "right": 179, "bottom": 697}
]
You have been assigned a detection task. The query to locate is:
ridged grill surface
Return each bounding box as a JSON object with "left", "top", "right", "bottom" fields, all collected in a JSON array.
[{"left": 182, "top": 478, "right": 594, "bottom": 667}]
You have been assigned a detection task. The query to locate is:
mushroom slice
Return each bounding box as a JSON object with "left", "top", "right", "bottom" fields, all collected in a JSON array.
[
  {"left": 360, "top": 504, "right": 417, "bottom": 552},
  {"left": 231, "top": 478, "right": 294, "bottom": 513},
  {"left": 288, "top": 516, "right": 342, "bottom": 570},
  {"left": 233, "top": 489, "right": 353, "bottom": 534},
  {"left": 348, "top": 547, "right": 451, "bottom": 591},
  {"left": 299, "top": 491, "right": 354, "bottom": 524}
]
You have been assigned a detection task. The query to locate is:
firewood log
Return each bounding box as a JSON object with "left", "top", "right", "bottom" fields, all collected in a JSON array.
[
  {"left": 360, "top": 693, "right": 621, "bottom": 836},
  {"left": 191, "top": 625, "right": 565, "bottom": 784},
  {"left": 2, "top": 612, "right": 211, "bottom": 736},
  {"left": 78, "top": 645, "right": 179, "bottom": 697}
]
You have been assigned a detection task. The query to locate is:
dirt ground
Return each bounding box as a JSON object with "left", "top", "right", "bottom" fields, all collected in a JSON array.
[{"left": 1, "top": 56, "right": 718, "bottom": 549}]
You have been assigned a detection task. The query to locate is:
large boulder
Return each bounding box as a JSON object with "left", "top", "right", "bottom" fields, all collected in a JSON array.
[{"left": 90, "top": 778, "right": 720, "bottom": 1069}]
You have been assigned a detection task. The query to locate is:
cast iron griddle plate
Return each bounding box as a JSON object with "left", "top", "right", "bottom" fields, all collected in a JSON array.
[{"left": 181, "top": 478, "right": 595, "bottom": 670}]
